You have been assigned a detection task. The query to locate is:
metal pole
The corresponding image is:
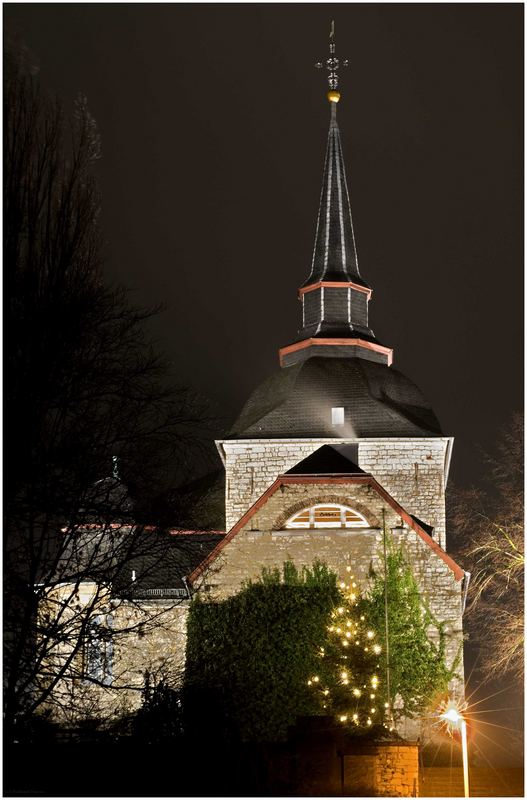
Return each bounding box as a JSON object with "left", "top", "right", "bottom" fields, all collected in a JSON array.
[
  {"left": 441, "top": 706, "right": 470, "bottom": 798},
  {"left": 460, "top": 718, "right": 470, "bottom": 797},
  {"left": 382, "top": 508, "right": 391, "bottom": 720}
]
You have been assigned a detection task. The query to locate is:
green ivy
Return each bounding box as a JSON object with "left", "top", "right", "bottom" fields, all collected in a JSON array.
[
  {"left": 362, "top": 543, "right": 461, "bottom": 720},
  {"left": 185, "top": 561, "right": 340, "bottom": 741},
  {"left": 185, "top": 553, "right": 459, "bottom": 741}
]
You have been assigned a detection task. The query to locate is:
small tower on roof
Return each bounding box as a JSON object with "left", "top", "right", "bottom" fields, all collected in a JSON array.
[{"left": 279, "top": 24, "right": 392, "bottom": 368}]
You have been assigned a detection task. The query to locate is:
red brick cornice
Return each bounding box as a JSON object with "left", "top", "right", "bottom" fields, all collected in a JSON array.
[
  {"left": 299, "top": 281, "right": 372, "bottom": 300},
  {"left": 187, "top": 475, "right": 464, "bottom": 585},
  {"left": 278, "top": 338, "right": 394, "bottom": 367}
]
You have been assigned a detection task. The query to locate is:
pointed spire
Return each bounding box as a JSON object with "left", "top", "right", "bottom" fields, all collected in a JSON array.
[
  {"left": 307, "top": 23, "right": 364, "bottom": 288},
  {"left": 304, "top": 100, "right": 365, "bottom": 287},
  {"left": 278, "top": 24, "right": 393, "bottom": 369}
]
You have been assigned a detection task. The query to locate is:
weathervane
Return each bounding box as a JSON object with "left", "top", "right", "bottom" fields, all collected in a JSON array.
[{"left": 315, "top": 20, "right": 348, "bottom": 103}]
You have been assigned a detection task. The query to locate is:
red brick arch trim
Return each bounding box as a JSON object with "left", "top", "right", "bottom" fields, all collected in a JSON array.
[
  {"left": 187, "top": 475, "right": 465, "bottom": 584},
  {"left": 273, "top": 495, "right": 379, "bottom": 530}
]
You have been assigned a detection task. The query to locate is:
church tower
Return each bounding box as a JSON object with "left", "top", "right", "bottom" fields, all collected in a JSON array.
[
  {"left": 189, "top": 29, "right": 466, "bottom": 736},
  {"left": 217, "top": 28, "right": 454, "bottom": 550}
]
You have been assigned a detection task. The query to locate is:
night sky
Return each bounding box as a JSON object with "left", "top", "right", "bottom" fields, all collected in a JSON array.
[{"left": 5, "top": 3, "right": 523, "bottom": 490}]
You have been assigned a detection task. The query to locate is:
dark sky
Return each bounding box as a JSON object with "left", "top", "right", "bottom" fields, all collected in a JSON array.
[{"left": 5, "top": 3, "right": 523, "bottom": 489}]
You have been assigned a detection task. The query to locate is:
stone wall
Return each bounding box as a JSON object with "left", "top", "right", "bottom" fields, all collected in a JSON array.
[
  {"left": 39, "top": 585, "right": 189, "bottom": 726},
  {"left": 360, "top": 439, "right": 450, "bottom": 549},
  {"left": 111, "top": 599, "right": 189, "bottom": 708},
  {"left": 201, "top": 479, "right": 464, "bottom": 708},
  {"left": 342, "top": 743, "right": 419, "bottom": 797},
  {"left": 276, "top": 717, "right": 420, "bottom": 796},
  {"left": 220, "top": 437, "right": 452, "bottom": 549}
]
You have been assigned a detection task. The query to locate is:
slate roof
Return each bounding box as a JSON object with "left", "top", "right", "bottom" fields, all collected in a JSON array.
[
  {"left": 285, "top": 444, "right": 365, "bottom": 475},
  {"left": 47, "top": 527, "right": 224, "bottom": 598},
  {"left": 113, "top": 531, "right": 224, "bottom": 599},
  {"left": 303, "top": 103, "right": 367, "bottom": 288},
  {"left": 230, "top": 357, "right": 442, "bottom": 439}
]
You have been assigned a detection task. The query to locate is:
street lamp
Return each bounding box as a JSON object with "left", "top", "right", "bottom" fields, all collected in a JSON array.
[{"left": 440, "top": 702, "right": 470, "bottom": 798}]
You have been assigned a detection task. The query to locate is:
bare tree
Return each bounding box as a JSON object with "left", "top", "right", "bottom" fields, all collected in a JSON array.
[
  {"left": 25, "top": 521, "right": 218, "bottom": 734},
  {"left": 4, "top": 47, "right": 216, "bottom": 739},
  {"left": 448, "top": 413, "right": 524, "bottom": 683}
]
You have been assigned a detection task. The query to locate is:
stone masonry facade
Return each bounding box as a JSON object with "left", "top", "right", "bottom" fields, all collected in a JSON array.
[
  {"left": 199, "top": 480, "right": 464, "bottom": 718},
  {"left": 220, "top": 437, "right": 453, "bottom": 549},
  {"left": 44, "top": 441, "right": 461, "bottom": 738},
  {"left": 40, "top": 585, "right": 189, "bottom": 726}
]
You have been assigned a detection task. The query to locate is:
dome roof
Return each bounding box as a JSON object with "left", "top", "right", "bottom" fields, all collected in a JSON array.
[{"left": 229, "top": 357, "right": 441, "bottom": 439}]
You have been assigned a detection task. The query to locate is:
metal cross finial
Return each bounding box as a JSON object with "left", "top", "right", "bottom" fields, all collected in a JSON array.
[{"left": 315, "top": 20, "right": 349, "bottom": 91}]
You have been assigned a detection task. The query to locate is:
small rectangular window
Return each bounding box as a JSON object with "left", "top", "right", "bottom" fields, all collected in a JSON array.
[{"left": 331, "top": 407, "right": 345, "bottom": 426}]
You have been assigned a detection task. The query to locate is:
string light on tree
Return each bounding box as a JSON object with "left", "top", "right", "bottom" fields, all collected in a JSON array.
[{"left": 307, "top": 571, "right": 388, "bottom": 732}]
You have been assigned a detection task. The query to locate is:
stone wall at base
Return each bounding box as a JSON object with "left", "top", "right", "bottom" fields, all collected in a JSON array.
[
  {"left": 282, "top": 718, "right": 420, "bottom": 796},
  {"left": 342, "top": 743, "right": 419, "bottom": 797}
]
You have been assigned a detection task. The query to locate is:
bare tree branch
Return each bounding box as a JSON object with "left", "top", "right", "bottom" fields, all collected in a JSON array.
[
  {"left": 448, "top": 412, "right": 524, "bottom": 684},
  {"left": 4, "top": 46, "right": 218, "bottom": 739}
]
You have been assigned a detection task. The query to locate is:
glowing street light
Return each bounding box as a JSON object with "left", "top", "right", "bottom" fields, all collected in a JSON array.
[{"left": 440, "top": 702, "right": 470, "bottom": 798}]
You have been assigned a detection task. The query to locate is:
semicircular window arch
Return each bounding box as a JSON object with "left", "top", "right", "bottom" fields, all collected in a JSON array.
[{"left": 285, "top": 503, "right": 369, "bottom": 529}]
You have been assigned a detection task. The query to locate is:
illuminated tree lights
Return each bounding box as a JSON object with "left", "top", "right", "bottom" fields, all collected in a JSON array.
[
  {"left": 307, "top": 568, "right": 391, "bottom": 732},
  {"left": 307, "top": 548, "right": 460, "bottom": 735}
]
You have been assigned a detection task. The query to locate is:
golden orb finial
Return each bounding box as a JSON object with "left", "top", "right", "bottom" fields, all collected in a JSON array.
[{"left": 327, "top": 90, "right": 341, "bottom": 103}]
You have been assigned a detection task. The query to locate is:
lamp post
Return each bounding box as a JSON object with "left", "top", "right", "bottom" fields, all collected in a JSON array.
[{"left": 440, "top": 704, "right": 469, "bottom": 798}]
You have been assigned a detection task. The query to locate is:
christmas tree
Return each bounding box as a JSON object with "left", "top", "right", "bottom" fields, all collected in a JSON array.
[{"left": 307, "top": 566, "right": 389, "bottom": 732}]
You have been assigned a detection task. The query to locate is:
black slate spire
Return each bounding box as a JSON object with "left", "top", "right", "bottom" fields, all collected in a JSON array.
[
  {"left": 303, "top": 101, "right": 366, "bottom": 288},
  {"left": 278, "top": 25, "right": 393, "bottom": 369}
]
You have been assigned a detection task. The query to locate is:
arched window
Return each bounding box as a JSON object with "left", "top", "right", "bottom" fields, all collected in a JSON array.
[{"left": 284, "top": 503, "right": 369, "bottom": 529}]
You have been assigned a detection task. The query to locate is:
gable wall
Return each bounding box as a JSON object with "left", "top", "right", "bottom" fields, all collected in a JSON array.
[
  {"left": 200, "top": 480, "right": 464, "bottom": 732},
  {"left": 221, "top": 438, "right": 451, "bottom": 549}
]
